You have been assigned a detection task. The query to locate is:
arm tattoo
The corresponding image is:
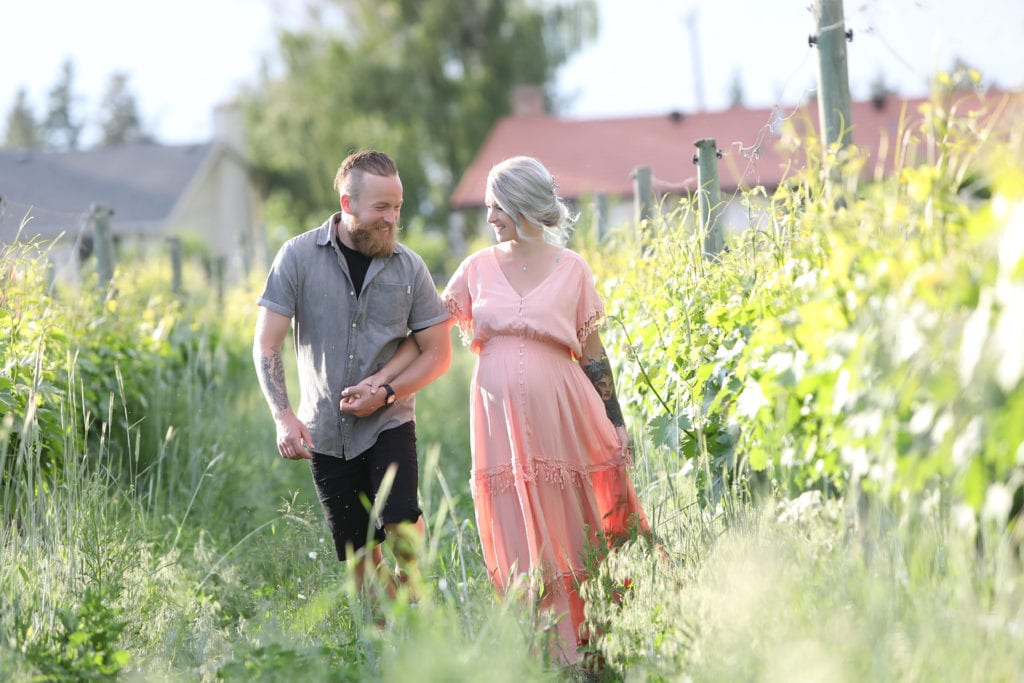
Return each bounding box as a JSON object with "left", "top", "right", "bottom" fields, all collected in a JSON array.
[
  {"left": 258, "top": 350, "right": 290, "bottom": 415},
  {"left": 582, "top": 351, "right": 625, "bottom": 428}
]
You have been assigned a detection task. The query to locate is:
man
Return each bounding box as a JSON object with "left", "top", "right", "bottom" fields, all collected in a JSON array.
[{"left": 253, "top": 150, "right": 451, "bottom": 598}]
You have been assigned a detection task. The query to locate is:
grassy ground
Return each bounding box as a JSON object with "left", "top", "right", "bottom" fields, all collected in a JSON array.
[
  {"left": 4, "top": 324, "right": 1023, "bottom": 681},
  {"left": 4, "top": 99, "right": 1024, "bottom": 678}
]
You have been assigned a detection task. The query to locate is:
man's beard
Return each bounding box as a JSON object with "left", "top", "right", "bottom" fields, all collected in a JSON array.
[{"left": 349, "top": 220, "right": 397, "bottom": 258}]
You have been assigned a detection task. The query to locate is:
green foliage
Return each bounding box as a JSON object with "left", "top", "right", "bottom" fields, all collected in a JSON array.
[
  {"left": 42, "top": 58, "right": 83, "bottom": 151},
  {"left": 243, "top": 0, "right": 597, "bottom": 233},
  {"left": 399, "top": 216, "right": 456, "bottom": 280},
  {"left": 22, "top": 587, "right": 131, "bottom": 680},
  {"left": 0, "top": 454, "right": 147, "bottom": 681},
  {"left": 0, "top": 240, "right": 256, "bottom": 507},
  {"left": 97, "top": 71, "right": 150, "bottom": 146},
  {"left": 590, "top": 85, "right": 1024, "bottom": 520},
  {"left": 2, "top": 87, "right": 41, "bottom": 149},
  {"left": 1, "top": 240, "right": 71, "bottom": 474},
  {"left": 215, "top": 643, "right": 347, "bottom": 682},
  {"left": 584, "top": 493, "right": 1024, "bottom": 681},
  {"left": 4, "top": 73, "right": 1024, "bottom": 683}
]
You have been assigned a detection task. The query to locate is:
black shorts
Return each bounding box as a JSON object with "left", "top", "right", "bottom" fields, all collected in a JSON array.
[{"left": 310, "top": 421, "right": 422, "bottom": 561}]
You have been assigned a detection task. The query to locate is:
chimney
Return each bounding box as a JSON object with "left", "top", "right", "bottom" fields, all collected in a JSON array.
[
  {"left": 512, "top": 85, "right": 546, "bottom": 116},
  {"left": 213, "top": 100, "right": 246, "bottom": 151}
]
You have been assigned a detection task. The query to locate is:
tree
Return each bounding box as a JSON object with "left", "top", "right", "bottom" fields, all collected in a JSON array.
[
  {"left": 97, "top": 72, "right": 151, "bottom": 146},
  {"left": 244, "top": 0, "right": 597, "bottom": 234},
  {"left": 42, "top": 58, "right": 84, "bottom": 150},
  {"left": 868, "top": 71, "right": 893, "bottom": 109},
  {"left": 728, "top": 69, "right": 745, "bottom": 108},
  {"left": 3, "top": 88, "right": 41, "bottom": 149}
]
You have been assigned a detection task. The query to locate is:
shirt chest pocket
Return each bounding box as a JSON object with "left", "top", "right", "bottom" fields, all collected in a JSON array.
[{"left": 366, "top": 282, "right": 412, "bottom": 327}]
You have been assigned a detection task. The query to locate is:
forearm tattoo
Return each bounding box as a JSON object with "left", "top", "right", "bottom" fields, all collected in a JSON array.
[
  {"left": 583, "top": 352, "right": 625, "bottom": 428},
  {"left": 258, "top": 350, "right": 290, "bottom": 415}
]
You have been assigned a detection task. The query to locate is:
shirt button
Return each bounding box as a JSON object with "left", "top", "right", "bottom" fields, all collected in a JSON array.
[
  {"left": 351, "top": 323, "right": 356, "bottom": 328},
  {"left": 348, "top": 354, "right": 354, "bottom": 359}
]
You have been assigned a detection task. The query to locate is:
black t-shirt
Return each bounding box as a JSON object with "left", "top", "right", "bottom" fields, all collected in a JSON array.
[{"left": 337, "top": 238, "right": 371, "bottom": 295}]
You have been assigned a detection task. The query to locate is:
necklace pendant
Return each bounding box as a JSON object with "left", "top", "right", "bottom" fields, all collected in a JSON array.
[{"left": 521, "top": 264, "right": 527, "bottom": 272}]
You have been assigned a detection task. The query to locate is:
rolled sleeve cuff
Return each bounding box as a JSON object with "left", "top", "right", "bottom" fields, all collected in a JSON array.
[
  {"left": 409, "top": 310, "right": 451, "bottom": 333},
  {"left": 256, "top": 296, "right": 294, "bottom": 318}
]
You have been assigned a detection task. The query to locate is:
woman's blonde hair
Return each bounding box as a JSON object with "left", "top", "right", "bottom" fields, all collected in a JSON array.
[{"left": 486, "top": 156, "right": 576, "bottom": 244}]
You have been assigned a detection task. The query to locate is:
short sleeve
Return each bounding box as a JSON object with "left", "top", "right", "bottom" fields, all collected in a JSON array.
[
  {"left": 407, "top": 253, "right": 450, "bottom": 331},
  {"left": 442, "top": 257, "right": 474, "bottom": 345},
  {"left": 257, "top": 240, "right": 300, "bottom": 318},
  {"left": 574, "top": 256, "right": 605, "bottom": 346}
]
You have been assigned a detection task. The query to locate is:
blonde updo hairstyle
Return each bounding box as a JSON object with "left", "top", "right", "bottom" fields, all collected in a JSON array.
[{"left": 486, "top": 156, "right": 576, "bottom": 245}]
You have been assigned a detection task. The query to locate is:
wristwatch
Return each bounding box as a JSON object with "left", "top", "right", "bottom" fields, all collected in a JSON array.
[{"left": 382, "top": 383, "right": 397, "bottom": 406}]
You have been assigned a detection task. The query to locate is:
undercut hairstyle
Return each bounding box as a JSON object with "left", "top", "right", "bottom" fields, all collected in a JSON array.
[
  {"left": 333, "top": 150, "right": 399, "bottom": 200},
  {"left": 486, "top": 156, "right": 575, "bottom": 244}
]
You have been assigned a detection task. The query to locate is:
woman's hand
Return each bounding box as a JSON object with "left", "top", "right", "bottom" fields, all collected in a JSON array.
[{"left": 615, "top": 425, "right": 633, "bottom": 461}]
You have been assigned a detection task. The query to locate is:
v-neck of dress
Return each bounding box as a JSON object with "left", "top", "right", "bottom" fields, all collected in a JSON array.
[{"left": 490, "top": 246, "right": 565, "bottom": 299}]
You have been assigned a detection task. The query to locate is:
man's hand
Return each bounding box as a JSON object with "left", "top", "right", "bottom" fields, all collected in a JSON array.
[
  {"left": 275, "top": 410, "right": 314, "bottom": 460},
  {"left": 339, "top": 378, "right": 387, "bottom": 417}
]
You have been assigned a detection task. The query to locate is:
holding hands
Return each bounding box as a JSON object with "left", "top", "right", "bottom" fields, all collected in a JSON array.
[{"left": 340, "top": 374, "right": 389, "bottom": 417}]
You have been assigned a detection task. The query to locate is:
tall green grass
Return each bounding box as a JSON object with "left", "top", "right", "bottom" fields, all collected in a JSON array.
[{"left": 3, "top": 82, "right": 1024, "bottom": 681}]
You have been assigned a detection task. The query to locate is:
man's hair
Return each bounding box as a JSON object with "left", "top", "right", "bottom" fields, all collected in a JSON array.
[{"left": 334, "top": 150, "right": 399, "bottom": 198}]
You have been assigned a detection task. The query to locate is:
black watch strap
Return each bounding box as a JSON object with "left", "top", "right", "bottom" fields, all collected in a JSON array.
[{"left": 382, "top": 383, "right": 396, "bottom": 405}]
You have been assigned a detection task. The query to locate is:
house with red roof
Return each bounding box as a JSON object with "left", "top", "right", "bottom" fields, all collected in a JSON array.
[{"left": 450, "top": 85, "right": 1018, "bottom": 244}]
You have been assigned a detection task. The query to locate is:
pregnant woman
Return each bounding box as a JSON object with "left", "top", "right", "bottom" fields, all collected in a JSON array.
[{"left": 442, "top": 156, "right": 649, "bottom": 666}]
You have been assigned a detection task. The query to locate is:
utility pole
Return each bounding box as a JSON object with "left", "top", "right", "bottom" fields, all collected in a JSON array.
[
  {"left": 686, "top": 8, "right": 706, "bottom": 112},
  {"left": 810, "top": 0, "right": 854, "bottom": 150}
]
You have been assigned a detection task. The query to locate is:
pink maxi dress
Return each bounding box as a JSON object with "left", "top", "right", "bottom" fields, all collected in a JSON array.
[{"left": 443, "top": 246, "right": 649, "bottom": 665}]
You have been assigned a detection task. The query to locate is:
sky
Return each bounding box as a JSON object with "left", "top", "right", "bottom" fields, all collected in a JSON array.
[{"left": 2, "top": 0, "right": 1022, "bottom": 146}]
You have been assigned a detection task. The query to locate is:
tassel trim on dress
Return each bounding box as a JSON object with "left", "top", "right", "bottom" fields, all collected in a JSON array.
[
  {"left": 577, "top": 310, "right": 604, "bottom": 346},
  {"left": 444, "top": 296, "right": 474, "bottom": 345}
]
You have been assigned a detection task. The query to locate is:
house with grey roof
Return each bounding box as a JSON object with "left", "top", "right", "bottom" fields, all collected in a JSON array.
[{"left": 0, "top": 102, "right": 265, "bottom": 282}]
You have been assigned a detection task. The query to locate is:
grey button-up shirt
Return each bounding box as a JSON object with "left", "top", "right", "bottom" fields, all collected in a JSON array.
[{"left": 257, "top": 213, "right": 450, "bottom": 459}]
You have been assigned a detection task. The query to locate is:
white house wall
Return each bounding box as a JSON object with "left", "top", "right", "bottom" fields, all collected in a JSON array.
[{"left": 166, "top": 145, "right": 262, "bottom": 283}]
